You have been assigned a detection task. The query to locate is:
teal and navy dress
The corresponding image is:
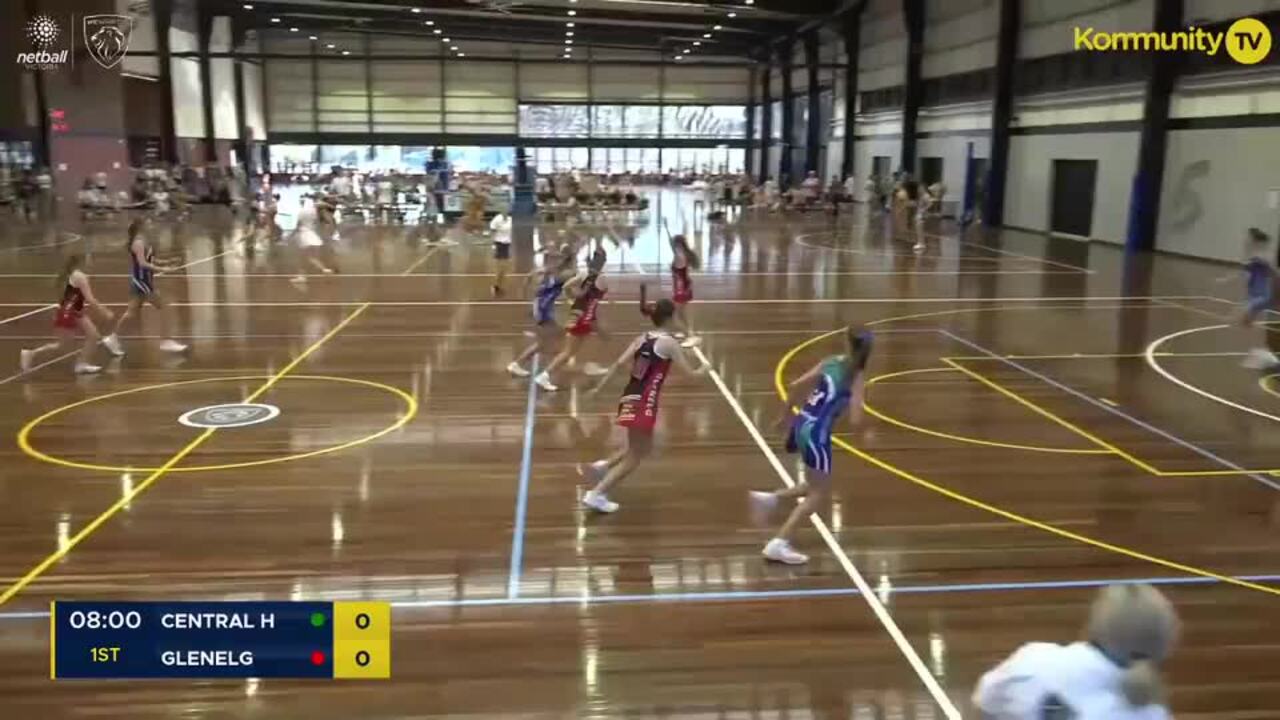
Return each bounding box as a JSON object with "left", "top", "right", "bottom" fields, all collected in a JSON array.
[{"left": 786, "top": 351, "right": 864, "bottom": 473}]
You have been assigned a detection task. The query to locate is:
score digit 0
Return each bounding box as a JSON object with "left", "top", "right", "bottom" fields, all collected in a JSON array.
[{"left": 332, "top": 602, "right": 390, "bottom": 679}]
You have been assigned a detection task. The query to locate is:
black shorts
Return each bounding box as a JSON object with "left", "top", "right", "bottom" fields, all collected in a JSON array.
[{"left": 493, "top": 242, "right": 511, "bottom": 260}]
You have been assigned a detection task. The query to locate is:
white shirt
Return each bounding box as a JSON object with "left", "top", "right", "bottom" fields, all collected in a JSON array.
[
  {"left": 490, "top": 214, "right": 511, "bottom": 244},
  {"left": 973, "top": 642, "right": 1170, "bottom": 720},
  {"left": 331, "top": 175, "right": 352, "bottom": 196}
]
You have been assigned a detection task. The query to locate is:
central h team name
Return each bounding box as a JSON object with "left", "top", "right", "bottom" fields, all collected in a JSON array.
[{"left": 161, "top": 612, "right": 276, "bottom": 630}]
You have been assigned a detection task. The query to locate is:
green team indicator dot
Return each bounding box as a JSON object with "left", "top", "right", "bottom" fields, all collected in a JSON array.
[{"left": 310, "top": 612, "right": 326, "bottom": 628}]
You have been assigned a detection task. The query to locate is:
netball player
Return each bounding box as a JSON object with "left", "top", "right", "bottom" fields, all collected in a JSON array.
[
  {"left": 752, "top": 326, "right": 872, "bottom": 565},
  {"left": 533, "top": 247, "right": 609, "bottom": 392},
  {"left": 507, "top": 244, "right": 577, "bottom": 385},
  {"left": 667, "top": 226, "right": 702, "bottom": 348},
  {"left": 974, "top": 583, "right": 1179, "bottom": 719},
  {"left": 20, "top": 255, "right": 115, "bottom": 375},
  {"left": 289, "top": 194, "right": 335, "bottom": 289},
  {"left": 489, "top": 209, "right": 512, "bottom": 297},
  {"left": 578, "top": 294, "right": 709, "bottom": 514},
  {"left": 100, "top": 218, "right": 187, "bottom": 357},
  {"left": 1237, "top": 228, "right": 1279, "bottom": 370}
]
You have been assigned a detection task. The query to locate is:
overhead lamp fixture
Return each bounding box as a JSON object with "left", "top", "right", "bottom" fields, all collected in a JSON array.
[
  {"left": 728, "top": 12, "right": 736, "bottom": 17},
  {"left": 289, "top": 27, "right": 298, "bottom": 32},
  {"left": 458, "top": 52, "right": 466, "bottom": 57},
  {"left": 433, "top": 28, "right": 441, "bottom": 34},
  {"left": 326, "top": 43, "right": 335, "bottom": 48},
  {"left": 702, "top": 33, "right": 711, "bottom": 38},
  {"left": 411, "top": 7, "right": 421, "bottom": 12},
  {"left": 565, "top": 39, "right": 573, "bottom": 44},
  {"left": 451, "top": 46, "right": 458, "bottom": 51},
  {"left": 341, "top": 50, "right": 350, "bottom": 55},
  {"left": 425, "top": 20, "right": 434, "bottom": 25},
  {"left": 714, "top": 25, "right": 722, "bottom": 30},
  {"left": 566, "top": 31, "right": 574, "bottom": 36},
  {"left": 567, "top": 10, "right": 576, "bottom": 16},
  {"left": 442, "top": 37, "right": 450, "bottom": 42},
  {"left": 682, "top": 49, "right": 690, "bottom": 54},
  {"left": 674, "top": 56, "right": 683, "bottom": 61},
  {"left": 744, "top": 0, "right": 753, "bottom": 4},
  {"left": 693, "top": 40, "right": 701, "bottom": 46},
  {"left": 270, "top": 17, "right": 280, "bottom": 23},
  {"left": 308, "top": 35, "right": 317, "bottom": 40},
  {"left": 243, "top": 3, "right": 253, "bottom": 9}
]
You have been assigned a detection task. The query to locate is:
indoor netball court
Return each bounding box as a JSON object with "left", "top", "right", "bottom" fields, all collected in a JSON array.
[{"left": 0, "top": 201, "right": 1277, "bottom": 717}]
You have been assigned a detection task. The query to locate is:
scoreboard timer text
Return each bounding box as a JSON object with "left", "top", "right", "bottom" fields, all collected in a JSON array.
[{"left": 51, "top": 601, "right": 390, "bottom": 679}]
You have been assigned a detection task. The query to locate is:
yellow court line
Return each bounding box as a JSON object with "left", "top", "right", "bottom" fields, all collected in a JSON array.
[
  {"left": 18, "top": 375, "right": 417, "bottom": 474},
  {"left": 1262, "top": 375, "right": 1280, "bottom": 400},
  {"left": 945, "top": 351, "right": 1246, "bottom": 361},
  {"left": 940, "top": 358, "right": 1165, "bottom": 475},
  {"left": 775, "top": 326, "right": 1280, "bottom": 597},
  {"left": 864, "top": 367, "right": 1109, "bottom": 455},
  {"left": 0, "top": 244, "right": 448, "bottom": 606}
]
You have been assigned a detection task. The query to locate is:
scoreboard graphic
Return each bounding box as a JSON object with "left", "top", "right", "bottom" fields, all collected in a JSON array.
[{"left": 50, "top": 601, "right": 391, "bottom": 679}]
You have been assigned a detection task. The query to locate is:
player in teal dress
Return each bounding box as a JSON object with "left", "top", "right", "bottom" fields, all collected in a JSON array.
[{"left": 753, "top": 326, "right": 872, "bottom": 565}]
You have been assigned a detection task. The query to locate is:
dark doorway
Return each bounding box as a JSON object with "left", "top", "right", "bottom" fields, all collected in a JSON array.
[
  {"left": 872, "top": 155, "right": 891, "bottom": 179},
  {"left": 1050, "top": 159, "right": 1097, "bottom": 238},
  {"left": 919, "top": 156, "right": 943, "bottom": 186}
]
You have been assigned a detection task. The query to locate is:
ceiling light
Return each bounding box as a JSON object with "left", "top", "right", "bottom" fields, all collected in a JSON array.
[
  {"left": 693, "top": 40, "right": 701, "bottom": 45},
  {"left": 270, "top": 17, "right": 280, "bottom": 23},
  {"left": 451, "top": 46, "right": 458, "bottom": 51},
  {"left": 565, "top": 39, "right": 573, "bottom": 44},
  {"left": 308, "top": 35, "right": 317, "bottom": 40},
  {"left": 458, "top": 52, "right": 465, "bottom": 57},
  {"left": 411, "top": 7, "right": 421, "bottom": 12},
  {"left": 567, "top": 10, "right": 576, "bottom": 16},
  {"left": 326, "top": 43, "right": 335, "bottom": 48},
  {"left": 341, "top": 50, "right": 350, "bottom": 55},
  {"left": 433, "top": 29, "right": 441, "bottom": 34},
  {"left": 702, "top": 33, "right": 711, "bottom": 38},
  {"left": 744, "top": 0, "right": 753, "bottom": 4},
  {"left": 442, "top": 37, "right": 450, "bottom": 42},
  {"left": 674, "top": 56, "right": 683, "bottom": 61},
  {"left": 682, "top": 49, "right": 690, "bottom": 54},
  {"left": 425, "top": 20, "right": 434, "bottom": 25},
  {"left": 289, "top": 27, "right": 298, "bottom": 32},
  {"left": 243, "top": 3, "right": 253, "bottom": 8},
  {"left": 728, "top": 12, "right": 736, "bottom": 17},
  {"left": 565, "top": 31, "right": 574, "bottom": 36},
  {"left": 566, "top": 21, "right": 574, "bottom": 26},
  {"left": 713, "top": 24, "right": 722, "bottom": 30}
]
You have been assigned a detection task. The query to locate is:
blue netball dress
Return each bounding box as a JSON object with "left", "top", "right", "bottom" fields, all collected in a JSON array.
[
  {"left": 1245, "top": 256, "right": 1275, "bottom": 316},
  {"left": 130, "top": 242, "right": 155, "bottom": 297},
  {"left": 786, "top": 356, "right": 855, "bottom": 474},
  {"left": 532, "top": 273, "right": 566, "bottom": 326}
]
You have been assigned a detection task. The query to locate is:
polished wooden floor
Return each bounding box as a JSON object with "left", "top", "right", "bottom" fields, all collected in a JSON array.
[{"left": 0, "top": 190, "right": 1278, "bottom": 718}]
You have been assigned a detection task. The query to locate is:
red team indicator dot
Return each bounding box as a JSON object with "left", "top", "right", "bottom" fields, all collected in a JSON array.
[{"left": 310, "top": 650, "right": 326, "bottom": 666}]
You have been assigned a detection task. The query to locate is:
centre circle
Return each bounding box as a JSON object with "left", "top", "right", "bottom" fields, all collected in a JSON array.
[
  {"left": 19, "top": 375, "right": 417, "bottom": 473},
  {"left": 179, "top": 403, "right": 281, "bottom": 429}
]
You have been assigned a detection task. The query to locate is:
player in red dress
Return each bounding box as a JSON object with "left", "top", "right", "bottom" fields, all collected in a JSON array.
[
  {"left": 20, "top": 254, "right": 116, "bottom": 375},
  {"left": 578, "top": 293, "right": 708, "bottom": 513},
  {"left": 534, "top": 247, "right": 610, "bottom": 392},
  {"left": 668, "top": 226, "right": 702, "bottom": 348}
]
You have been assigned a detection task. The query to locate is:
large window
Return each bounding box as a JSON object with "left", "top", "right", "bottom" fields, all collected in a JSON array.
[
  {"left": 519, "top": 103, "right": 746, "bottom": 140},
  {"left": 531, "top": 147, "right": 588, "bottom": 172},
  {"left": 519, "top": 105, "right": 589, "bottom": 137},
  {"left": 591, "top": 105, "right": 661, "bottom": 138},
  {"left": 662, "top": 105, "right": 747, "bottom": 139},
  {"left": 588, "top": 147, "right": 660, "bottom": 174}
]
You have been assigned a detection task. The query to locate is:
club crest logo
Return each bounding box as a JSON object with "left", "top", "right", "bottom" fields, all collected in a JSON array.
[{"left": 84, "top": 14, "right": 133, "bottom": 69}]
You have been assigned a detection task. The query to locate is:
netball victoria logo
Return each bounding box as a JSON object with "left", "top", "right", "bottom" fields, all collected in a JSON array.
[
  {"left": 84, "top": 15, "right": 134, "bottom": 69},
  {"left": 19, "top": 14, "right": 70, "bottom": 69}
]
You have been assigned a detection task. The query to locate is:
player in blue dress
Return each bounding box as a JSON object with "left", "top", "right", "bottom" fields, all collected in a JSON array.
[
  {"left": 507, "top": 243, "right": 577, "bottom": 388},
  {"left": 752, "top": 326, "right": 872, "bottom": 565},
  {"left": 1233, "top": 228, "right": 1279, "bottom": 370}
]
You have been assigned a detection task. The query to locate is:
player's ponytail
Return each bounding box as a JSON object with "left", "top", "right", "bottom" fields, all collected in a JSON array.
[
  {"left": 672, "top": 234, "right": 701, "bottom": 270},
  {"left": 1120, "top": 659, "right": 1164, "bottom": 706},
  {"left": 55, "top": 254, "right": 82, "bottom": 292},
  {"left": 845, "top": 325, "right": 873, "bottom": 370}
]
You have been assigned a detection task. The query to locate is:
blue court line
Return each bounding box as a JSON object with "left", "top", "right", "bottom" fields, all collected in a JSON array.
[
  {"left": 506, "top": 355, "right": 540, "bottom": 599},
  {"left": 3, "top": 573, "right": 1276, "bottom": 620},
  {"left": 939, "top": 329, "right": 1280, "bottom": 491}
]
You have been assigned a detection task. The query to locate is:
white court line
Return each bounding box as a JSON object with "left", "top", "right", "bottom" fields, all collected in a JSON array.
[
  {"left": 0, "top": 270, "right": 1087, "bottom": 278},
  {"left": 941, "top": 233, "right": 1094, "bottom": 274},
  {"left": 0, "top": 295, "right": 1227, "bottom": 309},
  {"left": 1144, "top": 323, "right": 1280, "bottom": 424},
  {"left": 691, "top": 345, "right": 961, "bottom": 719},
  {"left": 3, "top": 231, "right": 84, "bottom": 254},
  {"left": 0, "top": 350, "right": 78, "bottom": 385},
  {"left": 164, "top": 249, "right": 237, "bottom": 272},
  {"left": 0, "top": 305, "right": 56, "bottom": 326}
]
